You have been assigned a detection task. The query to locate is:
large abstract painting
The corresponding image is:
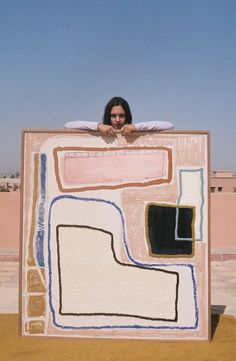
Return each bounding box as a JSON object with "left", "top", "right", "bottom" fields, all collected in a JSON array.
[{"left": 21, "top": 129, "right": 210, "bottom": 340}]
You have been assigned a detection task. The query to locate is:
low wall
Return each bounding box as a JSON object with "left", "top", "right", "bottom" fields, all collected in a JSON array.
[
  {"left": 0, "top": 192, "right": 236, "bottom": 255},
  {"left": 0, "top": 192, "right": 20, "bottom": 253},
  {"left": 210, "top": 193, "right": 236, "bottom": 250}
]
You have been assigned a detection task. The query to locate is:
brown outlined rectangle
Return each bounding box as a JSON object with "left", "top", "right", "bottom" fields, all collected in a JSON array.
[{"left": 54, "top": 146, "right": 172, "bottom": 192}]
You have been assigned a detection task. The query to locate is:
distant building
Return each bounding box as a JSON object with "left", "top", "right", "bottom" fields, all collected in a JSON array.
[
  {"left": 210, "top": 170, "right": 236, "bottom": 193},
  {"left": 1, "top": 170, "right": 236, "bottom": 193},
  {"left": 0, "top": 178, "right": 20, "bottom": 192}
]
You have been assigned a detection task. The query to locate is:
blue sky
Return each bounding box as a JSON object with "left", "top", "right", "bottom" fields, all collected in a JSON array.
[{"left": 0, "top": 0, "right": 235, "bottom": 173}]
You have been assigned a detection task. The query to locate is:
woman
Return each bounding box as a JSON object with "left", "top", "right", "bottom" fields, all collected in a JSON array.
[{"left": 64, "top": 96, "right": 174, "bottom": 136}]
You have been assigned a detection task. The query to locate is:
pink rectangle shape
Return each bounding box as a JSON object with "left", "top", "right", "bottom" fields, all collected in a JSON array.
[{"left": 54, "top": 146, "right": 172, "bottom": 191}]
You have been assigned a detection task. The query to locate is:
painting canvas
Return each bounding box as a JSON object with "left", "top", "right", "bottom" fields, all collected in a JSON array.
[{"left": 20, "top": 129, "right": 210, "bottom": 340}]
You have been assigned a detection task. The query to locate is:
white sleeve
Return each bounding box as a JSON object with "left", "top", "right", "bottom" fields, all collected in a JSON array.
[
  {"left": 134, "top": 121, "right": 174, "bottom": 131},
  {"left": 64, "top": 120, "right": 99, "bottom": 131}
]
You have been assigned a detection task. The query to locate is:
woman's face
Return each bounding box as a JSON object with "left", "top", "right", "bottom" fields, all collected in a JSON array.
[{"left": 110, "top": 105, "right": 126, "bottom": 129}]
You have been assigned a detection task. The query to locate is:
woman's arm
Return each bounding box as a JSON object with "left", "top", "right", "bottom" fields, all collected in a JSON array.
[
  {"left": 64, "top": 120, "right": 99, "bottom": 130},
  {"left": 64, "top": 120, "right": 115, "bottom": 136},
  {"left": 120, "top": 120, "right": 174, "bottom": 135},
  {"left": 134, "top": 120, "right": 174, "bottom": 131},
  {"left": 64, "top": 120, "right": 174, "bottom": 133}
]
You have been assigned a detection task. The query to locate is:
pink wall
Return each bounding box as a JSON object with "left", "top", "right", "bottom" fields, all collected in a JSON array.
[
  {"left": 0, "top": 193, "right": 20, "bottom": 252},
  {"left": 211, "top": 177, "right": 236, "bottom": 192},
  {"left": 0, "top": 192, "right": 236, "bottom": 254},
  {"left": 210, "top": 193, "right": 236, "bottom": 250}
]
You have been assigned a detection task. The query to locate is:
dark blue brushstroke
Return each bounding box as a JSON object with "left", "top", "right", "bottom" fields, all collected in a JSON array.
[{"left": 36, "top": 153, "right": 46, "bottom": 267}]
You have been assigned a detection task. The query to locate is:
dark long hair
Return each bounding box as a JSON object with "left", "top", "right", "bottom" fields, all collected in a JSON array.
[{"left": 103, "top": 97, "right": 132, "bottom": 125}]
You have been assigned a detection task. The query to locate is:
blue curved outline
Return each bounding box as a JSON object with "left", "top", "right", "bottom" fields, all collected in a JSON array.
[{"left": 48, "top": 195, "right": 199, "bottom": 330}]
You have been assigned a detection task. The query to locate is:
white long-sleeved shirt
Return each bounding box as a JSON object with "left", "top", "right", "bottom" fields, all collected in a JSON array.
[{"left": 64, "top": 120, "right": 174, "bottom": 131}]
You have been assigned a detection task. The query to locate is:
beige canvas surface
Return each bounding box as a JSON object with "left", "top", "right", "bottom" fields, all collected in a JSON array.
[{"left": 21, "top": 130, "right": 210, "bottom": 340}]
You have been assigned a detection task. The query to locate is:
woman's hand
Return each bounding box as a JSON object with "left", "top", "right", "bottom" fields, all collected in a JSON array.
[
  {"left": 120, "top": 124, "right": 136, "bottom": 135},
  {"left": 97, "top": 123, "right": 137, "bottom": 136},
  {"left": 97, "top": 124, "right": 115, "bottom": 136}
]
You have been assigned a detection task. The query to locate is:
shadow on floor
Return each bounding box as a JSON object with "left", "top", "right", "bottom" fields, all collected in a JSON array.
[{"left": 211, "top": 305, "right": 226, "bottom": 339}]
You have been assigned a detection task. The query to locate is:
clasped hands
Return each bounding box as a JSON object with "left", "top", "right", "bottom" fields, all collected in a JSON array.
[{"left": 97, "top": 124, "right": 136, "bottom": 136}]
